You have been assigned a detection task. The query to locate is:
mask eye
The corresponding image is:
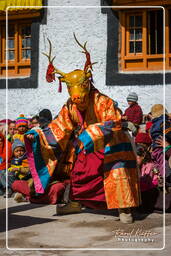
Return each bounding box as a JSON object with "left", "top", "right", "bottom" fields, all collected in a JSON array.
[{"left": 81, "top": 81, "right": 88, "bottom": 88}]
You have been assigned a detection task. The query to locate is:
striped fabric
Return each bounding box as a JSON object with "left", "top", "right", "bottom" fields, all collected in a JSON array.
[{"left": 25, "top": 88, "right": 140, "bottom": 208}]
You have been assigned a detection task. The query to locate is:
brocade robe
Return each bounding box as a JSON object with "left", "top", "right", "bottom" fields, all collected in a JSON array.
[{"left": 25, "top": 88, "right": 140, "bottom": 208}]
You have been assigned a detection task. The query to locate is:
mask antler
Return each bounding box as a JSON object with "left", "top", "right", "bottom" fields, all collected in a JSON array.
[
  {"left": 42, "top": 38, "right": 56, "bottom": 64},
  {"left": 73, "top": 33, "right": 97, "bottom": 72},
  {"left": 42, "top": 38, "right": 66, "bottom": 92}
]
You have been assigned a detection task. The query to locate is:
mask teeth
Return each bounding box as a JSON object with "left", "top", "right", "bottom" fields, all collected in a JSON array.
[{"left": 58, "top": 79, "right": 62, "bottom": 93}]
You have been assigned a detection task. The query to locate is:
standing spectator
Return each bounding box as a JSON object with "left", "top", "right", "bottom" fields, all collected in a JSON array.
[
  {"left": 13, "top": 114, "right": 28, "bottom": 143},
  {"left": 122, "top": 92, "right": 143, "bottom": 126}
]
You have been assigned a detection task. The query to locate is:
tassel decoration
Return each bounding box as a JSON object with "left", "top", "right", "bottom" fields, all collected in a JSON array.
[{"left": 58, "top": 79, "right": 62, "bottom": 93}]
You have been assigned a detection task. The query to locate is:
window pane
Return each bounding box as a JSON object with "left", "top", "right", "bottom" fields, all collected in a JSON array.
[
  {"left": 22, "top": 49, "right": 31, "bottom": 59},
  {"left": 135, "top": 29, "right": 142, "bottom": 40},
  {"left": 135, "top": 42, "right": 142, "bottom": 53},
  {"left": 148, "top": 10, "right": 163, "bottom": 54},
  {"left": 26, "top": 37, "right": 31, "bottom": 47},
  {"left": 8, "top": 39, "right": 14, "bottom": 49},
  {"left": 130, "top": 29, "right": 135, "bottom": 40},
  {"left": 22, "top": 38, "right": 27, "bottom": 48},
  {"left": 22, "top": 37, "right": 31, "bottom": 48},
  {"left": 8, "top": 50, "right": 14, "bottom": 60},
  {"left": 135, "top": 16, "right": 142, "bottom": 27},
  {"left": 129, "top": 42, "right": 134, "bottom": 53},
  {"left": 129, "top": 16, "right": 134, "bottom": 27},
  {"left": 26, "top": 50, "right": 31, "bottom": 59}
]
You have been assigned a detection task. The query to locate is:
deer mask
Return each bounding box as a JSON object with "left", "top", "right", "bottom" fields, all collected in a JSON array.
[{"left": 43, "top": 33, "right": 97, "bottom": 110}]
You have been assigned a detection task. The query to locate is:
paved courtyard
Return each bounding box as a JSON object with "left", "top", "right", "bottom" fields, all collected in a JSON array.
[{"left": 0, "top": 197, "right": 171, "bottom": 256}]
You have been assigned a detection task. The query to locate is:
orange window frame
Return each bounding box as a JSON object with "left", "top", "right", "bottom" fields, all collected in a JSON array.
[
  {"left": 0, "top": 20, "right": 31, "bottom": 77},
  {"left": 119, "top": 9, "right": 171, "bottom": 72}
]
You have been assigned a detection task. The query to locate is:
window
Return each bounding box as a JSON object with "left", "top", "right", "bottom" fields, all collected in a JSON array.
[
  {"left": 119, "top": 9, "right": 171, "bottom": 71},
  {"left": 0, "top": 20, "right": 31, "bottom": 77}
]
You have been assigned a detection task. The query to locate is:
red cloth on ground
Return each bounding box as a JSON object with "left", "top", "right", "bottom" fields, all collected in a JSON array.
[
  {"left": 70, "top": 150, "right": 107, "bottom": 209},
  {"left": 12, "top": 180, "right": 66, "bottom": 204},
  {"left": 124, "top": 103, "right": 143, "bottom": 125}
]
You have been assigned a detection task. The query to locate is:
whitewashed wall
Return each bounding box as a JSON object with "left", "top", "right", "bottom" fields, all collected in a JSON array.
[{"left": 0, "top": 0, "right": 170, "bottom": 120}]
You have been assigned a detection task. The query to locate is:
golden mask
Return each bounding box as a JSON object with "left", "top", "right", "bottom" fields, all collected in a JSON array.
[{"left": 43, "top": 33, "right": 97, "bottom": 109}]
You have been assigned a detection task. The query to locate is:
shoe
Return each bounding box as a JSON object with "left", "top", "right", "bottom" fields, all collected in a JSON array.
[
  {"left": 56, "top": 201, "right": 82, "bottom": 215},
  {"left": 14, "top": 193, "right": 27, "bottom": 203},
  {"left": 119, "top": 208, "right": 133, "bottom": 224}
]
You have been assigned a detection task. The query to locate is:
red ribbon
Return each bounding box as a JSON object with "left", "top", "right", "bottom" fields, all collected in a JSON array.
[{"left": 46, "top": 63, "right": 55, "bottom": 83}]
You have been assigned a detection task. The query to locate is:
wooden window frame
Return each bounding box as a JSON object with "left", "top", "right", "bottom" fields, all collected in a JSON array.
[
  {"left": 119, "top": 8, "right": 171, "bottom": 72},
  {"left": 0, "top": 19, "right": 32, "bottom": 77}
]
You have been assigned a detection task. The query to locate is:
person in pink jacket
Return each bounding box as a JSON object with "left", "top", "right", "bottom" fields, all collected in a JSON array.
[{"left": 136, "top": 145, "right": 160, "bottom": 213}]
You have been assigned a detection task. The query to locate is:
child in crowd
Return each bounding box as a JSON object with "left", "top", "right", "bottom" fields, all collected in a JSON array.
[
  {"left": 0, "top": 132, "right": 12, "bottom": 174},
  {"left": 122, "top": 92, "right": 143, "bottom": 127},
  {"left": 135, "top": 132, "right": 152, "bottom": 150},
  {"left": 13, "top": 114, "right": 28, "bottom": 143},
  {"left": 136, "top": 145, "right": 159, "bottom": 212},
  {"left": 30, "top": 115, "right": 40, "bottom": 128},
  {"left": 0, "top": 139, "right": 31, "bottom": 197},
  {"left": 7, "top": 121, "right": 17, "bottom": 142}
]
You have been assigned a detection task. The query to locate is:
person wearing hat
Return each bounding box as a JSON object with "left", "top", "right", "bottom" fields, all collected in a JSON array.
[
  {"left": 13, "top": 114, "right": 28, "bottom": 143},
  {"left": 122, "top": 92, "right": 143, "bottom": 127},
  {"left": 150, "top": 104, "right": 170, "bottom": 177},
  {"left": 0, "top": 139, "right": 30, "bottom": 197}
]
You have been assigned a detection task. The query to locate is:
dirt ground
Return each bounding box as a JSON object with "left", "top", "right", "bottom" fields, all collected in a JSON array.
[{"left": 0, "top": 197, "right": 171, "bottom": 256}]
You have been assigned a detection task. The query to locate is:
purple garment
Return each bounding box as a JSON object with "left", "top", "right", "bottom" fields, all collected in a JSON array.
[{"left": 151, "top": 147, "right": 164, "bottom": 176}]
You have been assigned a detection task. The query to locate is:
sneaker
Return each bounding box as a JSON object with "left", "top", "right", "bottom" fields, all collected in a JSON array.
[
  {"left": 119, "top": 208, "right": 133, "bottom": 224},
  {"left": 14, "top": 193, "right": 27, "bottom": 203},
  {"left": 56, "top": 201, "right": 82, "bottom": 215}
]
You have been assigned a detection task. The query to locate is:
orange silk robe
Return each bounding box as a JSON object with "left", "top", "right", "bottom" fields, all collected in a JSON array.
[{"left": 26, "top": 87, "right": 140, "bottom": 208}]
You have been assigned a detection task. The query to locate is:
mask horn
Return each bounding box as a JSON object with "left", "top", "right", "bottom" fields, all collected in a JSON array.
[
  {"left": 42, "top": 38, "right": 66, "bottom": 77},
  {"left": 73, "top": 33, "right": 97, "bottom": 73}
]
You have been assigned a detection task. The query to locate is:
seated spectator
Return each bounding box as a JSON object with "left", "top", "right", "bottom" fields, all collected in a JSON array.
[
  {"left": 13, "top": 114, "right": 28, "bottom": 143},
  {"left": 136, "top": 145, "right": 159, "bottom": 213},
  {"left": 150, "top": 104, "right": 170, "bottom": 177},
  {"left": 0, "top": 139, "right": 31, "bottom": 197},
  {"left": 38, "top": 109, "right": 53, "bottom": 129},
  {"left": 135, "top": 132, "right": 152, "bottom": 150},
  {"left": 7, "top": 121, "right": 17, "bottom": 143},
  {"left": 122, "top": 92, "right": 143, "bottom": 127},
  {"left": 154, "top": 125, "right": 171, "bottom": 212},
  {"left": 0, "top": 132, "right": 12, "bottom": 173},
  {"left": 30, "top": 115, "right": 40, "bottom": 129},
  {"left": 145, "top": 121, "right": 153, "bottom": 135}
]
